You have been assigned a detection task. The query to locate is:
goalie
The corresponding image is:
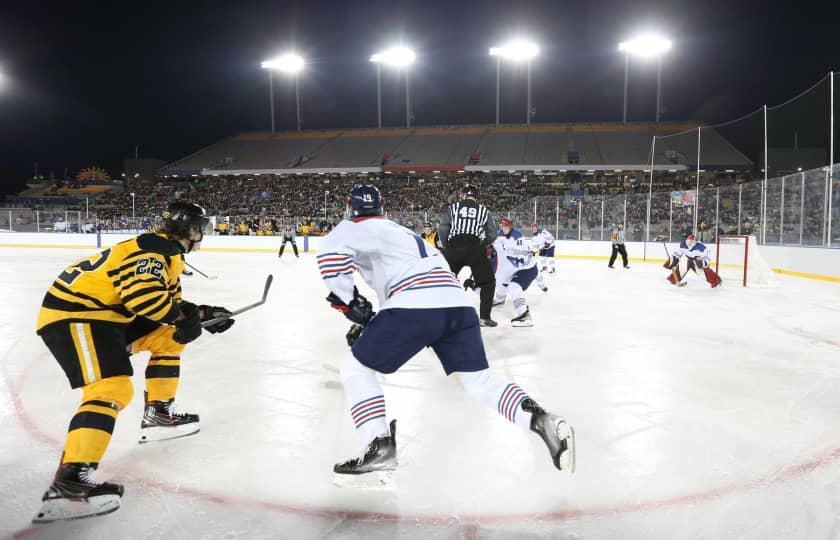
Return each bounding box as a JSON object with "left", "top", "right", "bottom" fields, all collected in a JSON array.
[{"left": 663, "top": 234, "right": 722, "bottom": 288}]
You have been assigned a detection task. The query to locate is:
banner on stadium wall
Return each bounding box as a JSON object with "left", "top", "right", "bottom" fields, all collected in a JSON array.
[{"left": 670, "top": 190, "right": 696, "bottom": 207}]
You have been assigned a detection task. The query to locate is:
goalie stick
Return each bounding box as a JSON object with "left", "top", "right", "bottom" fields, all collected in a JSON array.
[
  {"left": 185, "top": 261, "right": 218, "bottom": 280},
  {"left": 201, "top": 274, "right": 274, "bottom": 327}
]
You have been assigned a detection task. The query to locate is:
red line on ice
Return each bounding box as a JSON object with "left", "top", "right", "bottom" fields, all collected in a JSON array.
[{"left": 6, "top": 356, "right": 840, "bottom": 536}]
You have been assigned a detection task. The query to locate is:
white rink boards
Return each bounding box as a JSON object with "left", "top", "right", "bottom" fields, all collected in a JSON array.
[{"left": 1, "top": 247, "right": 839, "bottom": 540}]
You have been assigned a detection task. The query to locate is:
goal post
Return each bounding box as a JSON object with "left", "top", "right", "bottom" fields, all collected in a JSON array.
[{"left": 715, "top": 235, "right": 778, "bottom": 287}]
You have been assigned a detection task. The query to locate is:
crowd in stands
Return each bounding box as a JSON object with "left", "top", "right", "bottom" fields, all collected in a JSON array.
[{"left": 3, "top": 171, "right": 834, "bottom": 245}]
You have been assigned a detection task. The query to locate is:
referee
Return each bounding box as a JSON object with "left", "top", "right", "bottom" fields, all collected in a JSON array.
[
  {"left": 438, "top": 184, "right": 498, "bottom": 327},
  {"left": 608, "top": 222, "right": 629, "bottom": 269}
]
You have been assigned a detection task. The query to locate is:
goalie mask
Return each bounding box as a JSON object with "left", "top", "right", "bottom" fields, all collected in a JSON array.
[{"left": 686, "top": 234, "right": 697, "bottom": 249}]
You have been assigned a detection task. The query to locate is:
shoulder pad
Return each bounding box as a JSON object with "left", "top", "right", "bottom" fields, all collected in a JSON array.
[
  {"left": 511, "top": 230, "right": 522, "bottom": 239},
  {"left": 136, "top": 233, "right": 183, "bottom": 256}
]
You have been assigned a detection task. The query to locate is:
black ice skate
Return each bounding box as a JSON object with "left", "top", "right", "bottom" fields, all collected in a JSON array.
[
  {"left": 333, "top": 420, "right": 397, "bottom": 488},
  {"left": 511, "top": 309, "right": 533, "bottom": 327},
  {"left": 33, "top": 463, "right": 123, "bottom": 523},
  {"left": 480, "top": 318, "right": 498, "bottom": 327},
  {"left": 522, "top": 398, "right": 576, "bottom": 472},
  {"left": 139, "top": 394, "right": 200, "bottom": 443}
]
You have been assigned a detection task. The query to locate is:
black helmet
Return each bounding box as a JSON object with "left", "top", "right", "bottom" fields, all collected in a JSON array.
[
  {"left": 161, "top": 202, "right": 208, "bottom": 250},
  {"left": 462, "top": 184, "right": 478, "bottom": 199}
]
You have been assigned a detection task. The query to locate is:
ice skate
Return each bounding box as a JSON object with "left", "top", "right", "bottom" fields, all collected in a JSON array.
[
  {"left": 511, "top": 309, "right": 533, "bottom": 327},
  {"left": 522, "top": 399, "right": 575, "bottom": 472},
  {"left": 333, "top": 420, "right": 397, "bottom": 489},
  {"left": 479, "top": 318, "right": 498, "bottom": 327},
  {"left": 538, "top": 283, "right": 548, "bottom": 292},
  {"left": 139, "top": 395, "right": 200, "bottom": 443},
  {"left": 33, "top": 463, "right": 123, "bottom": 523}
]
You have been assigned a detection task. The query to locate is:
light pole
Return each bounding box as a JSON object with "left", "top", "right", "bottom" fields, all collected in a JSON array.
[
  {"left": 261, "top": 53, "right": 305, "bottom": 132},
  {"left": 618, "top": 34, "right": 672, "bottom": 123},
  {"left": 130, "top": 192, "right": 136, "bottom": 225},
  {"left": 489, "top": 40, "right": 539, "bottom": 125},
  {"left": 370, "top": 46, "right": 416, "bottom": 128}
]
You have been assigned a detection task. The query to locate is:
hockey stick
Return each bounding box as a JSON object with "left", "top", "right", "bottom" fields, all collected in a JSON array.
[
  {"left": 185, "top": 261, "right": 218, "bottom": 280},
  {"left": 201, "top": 274, "right": 274, "bottom": 327}
]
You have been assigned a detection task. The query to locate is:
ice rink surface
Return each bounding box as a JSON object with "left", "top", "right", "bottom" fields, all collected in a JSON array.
[{"left": 1, "top": 246, "right": 839, "bottom": 540}]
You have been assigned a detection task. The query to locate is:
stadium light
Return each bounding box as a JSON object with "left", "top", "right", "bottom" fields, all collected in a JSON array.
[
  {"left": 371, "top": 46, "right": 416, "bottom": 128},
  {"left": 261, "top": 53, "right": 306, "bottom": 132},
  {"left": 618, "top": 34, "right": 672, "bottom": 124},
  {"left": 489, "top": 39, "right": 539, "bottom": 125}
]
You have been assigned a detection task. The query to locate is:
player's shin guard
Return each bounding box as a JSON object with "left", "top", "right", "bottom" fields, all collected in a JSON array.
[
  {"left": 144, "top": 355, "right": 180, "bottom": 402},
  {"left": 62, "top": 376, "right": 132, "bottom": 464},
  {"left": 339, "top": 353, "right": 389, "bottom": 446},
  {"left": 457, "top": 370, "right": 533, "bottom": 431}
]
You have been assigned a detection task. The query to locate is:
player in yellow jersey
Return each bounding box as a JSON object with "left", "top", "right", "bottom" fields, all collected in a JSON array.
[
  {"left": 421, "top": 222, "right": 442, "bottom": 250},
  {"left": 33, "top": 202, "right": 236, "bottom": 523}
]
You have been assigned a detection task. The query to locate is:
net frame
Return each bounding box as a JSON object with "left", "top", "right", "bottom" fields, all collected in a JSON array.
[{"left": 716, "top": 235, "right": 750, "bottom": 286}]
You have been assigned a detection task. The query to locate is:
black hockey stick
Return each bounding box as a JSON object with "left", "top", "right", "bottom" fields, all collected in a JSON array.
[
  {"left": 201, "top": 274, "right": 274, "bottom": 327},
  {"left": 185, "top": 261, "right": 218, "bottom": 280}
]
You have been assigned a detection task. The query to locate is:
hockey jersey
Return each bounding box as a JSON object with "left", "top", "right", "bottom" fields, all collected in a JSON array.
[
  {"left": 317, "top": 217, "right": 471, "bottom": 311},
  {"left": 493, "top": 229, "right": 539, "bottom": 284},
  {"left": 673, "top": 239, "right": 710, "bottom": 263},
  {"left": 532, "top": 228, "right": 555, "bottom": 249}
]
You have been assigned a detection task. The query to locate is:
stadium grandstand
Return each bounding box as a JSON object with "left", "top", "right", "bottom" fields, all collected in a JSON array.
[{"left": 159, "top": 122, "right": 752, "bottom": 176}]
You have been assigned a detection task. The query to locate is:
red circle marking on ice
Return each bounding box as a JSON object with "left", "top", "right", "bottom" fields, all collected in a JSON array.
[{"left": 6, "top": 356, "right": 840, "bottom": 536}]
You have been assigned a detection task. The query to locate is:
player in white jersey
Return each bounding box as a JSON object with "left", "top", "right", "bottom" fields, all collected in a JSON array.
[
  {"left": 318, "top": 185, "right": 575, "bottom": 486},
  {"left": 663, "top": 234, "right": 722, "bottom": 287},
  {"left": 531, "top": 223, "right": 556, "bottom": 273},
  {"left": 530, "top": 223, "right": 554, "bottom": 291},
  {"left": 491, "top": 219, "right": 540, "bottom": 327}
]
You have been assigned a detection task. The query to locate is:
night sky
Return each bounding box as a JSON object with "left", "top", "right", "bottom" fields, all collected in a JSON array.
[{"left": 0, "top": 0, "right": 837, "bottom": 195}]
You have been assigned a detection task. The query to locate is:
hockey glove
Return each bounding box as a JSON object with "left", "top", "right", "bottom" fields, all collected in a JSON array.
[
  {"left": 173, "top": 302, "right": 202, "bottom": 344},
  {"left": 326, "top": 287, "right": 375, "bottom": 326},
  {"left": 199, "top": 305, "right": 235, "bottom": 334},
  {"left": 346, "top": 324, "right": 364, "bottom": 346}
]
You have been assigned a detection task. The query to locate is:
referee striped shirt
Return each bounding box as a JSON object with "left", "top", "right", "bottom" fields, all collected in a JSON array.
[{"left": 443, "top": 200, "right": 494, "bottom": 244}]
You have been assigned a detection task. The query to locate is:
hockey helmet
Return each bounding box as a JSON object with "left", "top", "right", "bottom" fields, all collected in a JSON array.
[{"left": 349, "top": 184, "right": 383, "bottom": 217}]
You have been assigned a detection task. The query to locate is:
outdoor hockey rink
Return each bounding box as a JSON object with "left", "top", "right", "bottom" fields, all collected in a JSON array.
[{"left": 1, "top": 247, "right": 839, "bottom": 540}]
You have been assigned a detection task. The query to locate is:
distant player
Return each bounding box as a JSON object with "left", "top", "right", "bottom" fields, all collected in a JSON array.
[
  {"left": 492, "top": 219, "right": 540, "bottom": 326},
  {"left": 608, "top": 223, "right": 629, "bottom": 269},
  {"left": 531, "top": 223, "right": 556, "bottom": 274},
  {"left": 319, "top": 185, "right": 575, "bottom": 487},
  {"left": 663, "top": 234, "right": 722, "bottom": 287},
  {"left": 530, "top": 222, "right": 554, "bottom": 292},
  {"left": 32, "top": 202, "right": 235, "bottom": 523},
  {"left": 421, "top": 222, "right": 442, "bottom": 250},
  {"left": 278, "top": 224, "right": 299, "bottom": 258}
]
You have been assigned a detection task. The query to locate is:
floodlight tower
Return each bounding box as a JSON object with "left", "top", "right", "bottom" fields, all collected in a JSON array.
[
  {"left": 261, "top": 53, "right": 305, "bottom": 132},
  {"left": 370, "top": 46, "right": 416, "bottom": 128},
  {"left": 489, "top": 40, "right": 539, "bottom": 125},
  {"left": 618, "top": 34, "right": 672, "bottom": 123}
]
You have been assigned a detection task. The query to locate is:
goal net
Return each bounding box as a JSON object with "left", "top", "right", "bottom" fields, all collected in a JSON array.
[{"left": 714, "top": 235, "right": 779, "bottom": 287}]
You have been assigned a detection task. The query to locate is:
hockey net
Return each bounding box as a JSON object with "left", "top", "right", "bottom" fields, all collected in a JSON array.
[{"left": 714, "top": 235, "right": 779, "bottom": 287}]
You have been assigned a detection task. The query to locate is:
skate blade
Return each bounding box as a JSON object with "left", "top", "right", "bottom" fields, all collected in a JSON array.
[
  {"left": 511, "top": 319, "right": 533, "bottom": 327},
  {"left": 33, "top": 494, "right": 121, "bottom": 523},
  {"left": 332, "top": 469, "right": 395, "bottom": 489},
  {"left": 139, "top": 424, "right": 200, "bottom": 444},
  {"left": 556, "top": 422, "right": 576, "bottom": 474}
]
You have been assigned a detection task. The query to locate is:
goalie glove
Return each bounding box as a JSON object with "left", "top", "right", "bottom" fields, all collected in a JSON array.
[
  {"left": 326, "top": 287, "right": 375, "bottom": 326},
  {"left": 663, "top": 255, "right": 679, "bottom": 270},
  {"left": 199, "top": 305, "right": 235, "bottom": 334}
]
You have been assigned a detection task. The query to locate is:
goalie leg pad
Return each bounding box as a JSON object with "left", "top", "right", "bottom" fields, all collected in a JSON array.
[{"left": 704, "top": 267, "right": 722, "bottom": 288}]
